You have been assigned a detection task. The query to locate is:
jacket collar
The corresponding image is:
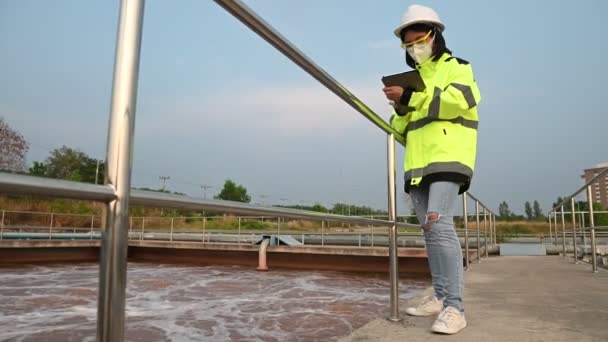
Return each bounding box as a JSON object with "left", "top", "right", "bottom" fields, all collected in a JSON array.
[{"left": 415, "top": 52, "right": 451, "bottom": 72}]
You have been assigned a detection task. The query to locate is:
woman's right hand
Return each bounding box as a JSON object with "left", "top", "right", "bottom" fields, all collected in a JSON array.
[{"left": 383, "top": 86, "right": 404, "bottom": 102}]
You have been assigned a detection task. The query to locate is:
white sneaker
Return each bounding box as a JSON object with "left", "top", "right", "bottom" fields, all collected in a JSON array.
[
  {"left": 405, "top": 295, "right": 443, "bottom": 316},
  {"left": 431, "top": 306, "right": 467, "bottom": 334}
]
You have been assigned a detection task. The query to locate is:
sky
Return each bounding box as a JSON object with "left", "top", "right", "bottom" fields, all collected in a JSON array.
[{"left": 1, "top": 0, "right": 606, "bottom": 215}]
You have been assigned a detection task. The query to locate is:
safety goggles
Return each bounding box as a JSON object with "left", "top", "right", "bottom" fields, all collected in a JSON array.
[{"left": 400, "top": 30, "right": 433, "bottom": 49}]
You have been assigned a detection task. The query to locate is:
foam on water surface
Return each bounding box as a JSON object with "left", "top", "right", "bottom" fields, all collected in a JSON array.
[{"left": 0, "top": 263, "right": 427, "bottom": 341}]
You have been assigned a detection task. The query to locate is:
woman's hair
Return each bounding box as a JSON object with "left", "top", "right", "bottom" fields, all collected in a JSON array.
[{"left": 400, "top": 23, "right": 452, "bottom": 69}]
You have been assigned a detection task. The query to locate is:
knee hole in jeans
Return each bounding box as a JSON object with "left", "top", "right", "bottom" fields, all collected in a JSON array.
[{"left": 423, "top": 212, "right": 441, "bottom": 230}]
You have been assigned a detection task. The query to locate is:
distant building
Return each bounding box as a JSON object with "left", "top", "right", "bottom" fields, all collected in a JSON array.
[{"left": 582, "top": 162, "right": 608, "bottom": 208}]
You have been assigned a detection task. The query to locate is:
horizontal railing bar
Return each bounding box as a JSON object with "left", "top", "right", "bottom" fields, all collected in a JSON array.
[
  {"left": 0, "top": 210, "right": 98, "bottom": 217},
  {"left": 551, "top": 168, "right": 608, "bottom": 212},
  {"left": 0, "top": 175, "right": 417, "bottom": 227},
  {"left": 0, "top": 173, "right": 116, "bottom": 202},
  {"left": 582, "top": 226, "right": 608, "bottom": 231},
  {"left": 212, "top": 0, "right": 405, "bottom": 145},
  {"left": 130, "top": 189, "right": 420, "bottom": 228}
]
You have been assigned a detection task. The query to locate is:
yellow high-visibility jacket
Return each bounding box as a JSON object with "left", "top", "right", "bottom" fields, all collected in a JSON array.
[{"left": 391, "top": 52, "right": 481, "bottom": 193}]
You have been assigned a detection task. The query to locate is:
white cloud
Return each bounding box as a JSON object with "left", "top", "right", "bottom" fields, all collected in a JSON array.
[{"left": 156, "top": 80, "right": 394, "bottom": 138}]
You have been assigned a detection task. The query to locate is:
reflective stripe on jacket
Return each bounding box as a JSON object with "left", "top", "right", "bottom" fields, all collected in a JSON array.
[{"left": 391, "top": 52, "right": 481, "bottom": 191}]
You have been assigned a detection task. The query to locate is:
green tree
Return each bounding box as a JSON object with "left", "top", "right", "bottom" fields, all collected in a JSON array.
[
  {"left": 525, "top": 201, "right": 533, "bottom": 220},
  {"left": 552, "top": 197, "right": 564, "bottom": 210},
  {"left": 498, "top": 201, "right": 511, "bottom": 219},
  {"left": 533, "top": 200, "right": 544, "bottom": 220},
  {"left": 214, "top": 179, "right": 251, "bottom": 203},
  {"left": 34, "top": 146, "right": 104, "bottom": 183},
  {"left": 310, "top": 203, "right": 328, "bottom": 213},
  {"left": 29, "top": 161, "right": 47, "bottom": 176},
  {"left": 0, "top": 117, "right": 30, "bottom": 172}
]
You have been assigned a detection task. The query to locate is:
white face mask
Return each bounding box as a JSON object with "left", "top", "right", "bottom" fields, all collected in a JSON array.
[{"left": 406, "top": 35, "right": 435, "bottom": 64}]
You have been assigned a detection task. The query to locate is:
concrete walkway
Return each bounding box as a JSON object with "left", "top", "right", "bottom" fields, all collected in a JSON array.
[{"left": 340, "top": 256, "right": 608, "bottom": 342}]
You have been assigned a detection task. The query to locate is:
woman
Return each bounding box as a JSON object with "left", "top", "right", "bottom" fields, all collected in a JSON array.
[{"left": 383, "top": 4, "right": 481, "bottom": 335}]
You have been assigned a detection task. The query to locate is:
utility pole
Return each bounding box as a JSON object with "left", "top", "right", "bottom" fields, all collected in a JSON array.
[
  {"left": 200, "top": 185, "right": 212, "bottom": 199},
  {"left": 159, "top": 176, "right": 170, "bottom": 191}
]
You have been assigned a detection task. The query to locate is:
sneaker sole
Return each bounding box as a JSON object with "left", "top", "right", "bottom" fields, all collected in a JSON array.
[
  {"left": 431, "top": 322, "right": 467, "bottom": 334},
  {"left": 405, "top": 308, "right": 441, "bottom": 317}
]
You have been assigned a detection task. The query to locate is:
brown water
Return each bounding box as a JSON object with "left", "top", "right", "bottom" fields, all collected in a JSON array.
[{"left": 0, "top": 263, "right": 428, "bottom": 341}]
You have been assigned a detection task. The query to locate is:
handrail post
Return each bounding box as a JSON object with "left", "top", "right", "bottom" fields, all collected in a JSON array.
[
  {"left": 49, "top": 213, "right": 54, "bottom": 240},
  {"left": 170, "top": 218, "right": 174, "bottom": 242},
  {"left": 586, "top": 185, "right": 597, "bottom": 273},
  {"left": 493, "top": 214, "right": 497, "bottom": 246},
  {"left": 561, "top": 206, "right": 566, "bottom": 257},
  {"left": 238, "top": 217, "right": 241, "bottom": 244},
  {"left": 97, "top": 1, "right": 145, "bottom": 340},
  {"left": 571, "top": 198, "right": 578, "bottom": 263},
  {"left": 91, "top": 215, "right": 95, "bottom": 240},
  {"left": 483, "top": 209, "right": 488, "bottom": 257},
  {"left": 462, "top": 193, "right": 470, "bottom": 270},
  {"left": 553, "top": 213, "right": 558, "bottom": 245},
  {"left": 579, "top": 210, "right": 586, "bottom": 261},
  {"left": 140, "top": 218, "right": 145, "bottom": 241},
  {"left": 203, "top": 217, "right": 207, "bottom": 242},
  {"left": 475, "top": 201, "right": 481, "bottom": 263},
  {"left": 0, "top": 209, "right": 4, "bottom": 240},
  {"left": 386, "top": 133, "right": 400, "bottom": 322},
  {"left": 548, "top": 213, "right": 553, "bottom": 244},
  {"left": 321, "top": 220, "right": 325, "bottom": 246}
]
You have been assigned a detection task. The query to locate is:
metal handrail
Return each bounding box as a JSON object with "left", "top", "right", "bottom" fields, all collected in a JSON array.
[
  {"left": 0, "top": 177, "right": 419, "bottom": 228},
  {"left": 551, "top": 167, "right": 608, "bottom": 212},
  {"left": 0, "top": 172, "right": 116, "bottom": 202},
  {"left": 548, "top": 167, "right": 607, "bottom": 273}
]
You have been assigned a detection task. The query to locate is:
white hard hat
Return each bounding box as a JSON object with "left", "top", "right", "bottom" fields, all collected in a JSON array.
[{"left": 393, "top": 4, "right": 445, "bottom": 38}]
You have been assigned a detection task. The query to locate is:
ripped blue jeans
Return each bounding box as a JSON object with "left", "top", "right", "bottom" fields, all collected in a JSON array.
[{"left": 409, "top": 181, "right": 464, "bottom": 312}]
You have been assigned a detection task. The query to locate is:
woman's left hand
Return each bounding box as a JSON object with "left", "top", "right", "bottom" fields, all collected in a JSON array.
[{"left": 383, "top": 86, "right": 404, "bottom": 102}]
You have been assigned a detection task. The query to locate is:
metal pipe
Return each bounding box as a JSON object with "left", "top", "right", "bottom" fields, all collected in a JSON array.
[
  {"left": 140, "top": 217, "right": 145, "bottom": 241},
  {"left": 571, "top": 198, "right": 578, "bottom": 263},
  {"left": 475, "top": 201, "right": 481, "bottom": 263},
  {"left": 587, "top": 185, "right": 597, "bottom": 272},
  {"left": 0, "top": 173, "right": 117, "bottom": 203},
  {"left": 170, "top": 218, "right": 174, "bottom": 242},
  {"left": 130, "top": 190, "right": 416, "bottom": 228},
  {"left": 561, "top": 206, "right": 566, "bottom": 257},
  {"left": 386, "top": 133, "right": 400, "bottom": 322},
  {"left": 462, "top": 193, "right": 470, "bottom": 270},
  {"left": 256, "top": 238, "right": 270, "bottom": 271},
  {"left": 238, "top": 217, "right": 241, "bottom": 244},
  {"left": 97, "top": 1, "right": 145, "bottom": 341},
  {"left": 483, "top": 209, "right": 488, "bottom": 258}
]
